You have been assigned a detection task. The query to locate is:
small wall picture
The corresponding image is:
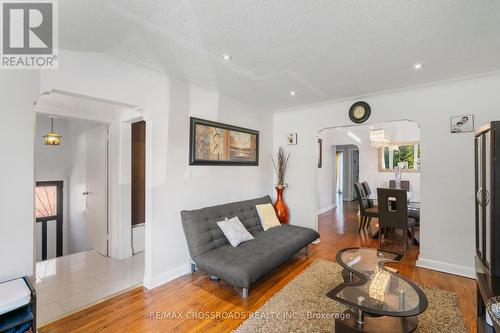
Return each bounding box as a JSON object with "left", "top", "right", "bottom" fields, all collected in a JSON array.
[
  {"left": 287, "top": 133, "right": 297, "bottom": 145},
  {"left": 450, "top": 115, "right": 474, "bottom": 133}
]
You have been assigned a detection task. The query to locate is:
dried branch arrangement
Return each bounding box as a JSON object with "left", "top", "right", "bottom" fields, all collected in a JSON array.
[{"left": 271, "top": 147, "right": 290, "bottom": 188}]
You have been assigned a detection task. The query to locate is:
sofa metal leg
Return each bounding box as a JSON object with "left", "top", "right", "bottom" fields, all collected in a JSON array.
[
  {"left": 190, "top": 261, "right": 197, "bottom": 273},
  {"left": 304, "top": 245, "right": 309, "bottom": 256},
  {"left": 209, "top": 276, "right": 221, "bottom": 282},
  {"left": 242, "top": 288, "right": 249, "bottom": 299}
]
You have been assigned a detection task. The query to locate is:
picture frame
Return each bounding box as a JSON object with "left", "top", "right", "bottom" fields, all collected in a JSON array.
[
  {"left": 450, "top": 115, "right": 474, "bottom": 133},
  {"left": 189, "top": 117, "right": 259, "bottom": 166},
  {"left": 287, "top": 133, "right": 298, "bottom": 145}
]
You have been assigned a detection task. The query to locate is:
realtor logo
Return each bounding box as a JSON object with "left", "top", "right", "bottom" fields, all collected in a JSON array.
[{"left": 1, "top": 0, "right": 58, "bottom": 69}]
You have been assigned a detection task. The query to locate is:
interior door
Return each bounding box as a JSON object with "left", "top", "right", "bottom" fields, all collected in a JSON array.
[{"left": 85, "top": 124, "right": 109, "bottom": 256}]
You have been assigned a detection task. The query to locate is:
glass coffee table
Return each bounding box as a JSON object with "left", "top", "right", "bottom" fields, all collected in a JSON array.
[{"left": 327, "top": 247, "right": 428, "bottom": 333}]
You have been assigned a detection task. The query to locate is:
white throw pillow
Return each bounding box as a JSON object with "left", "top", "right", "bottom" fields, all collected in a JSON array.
[
  {"left": 217, "top": 216, "right": 254, "bottom": 247},
  {"left": 256, "top": 203, "right": 281, "bottom": 231}
]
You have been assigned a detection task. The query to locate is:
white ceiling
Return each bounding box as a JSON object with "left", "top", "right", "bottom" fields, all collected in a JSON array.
[{"left": 59, "top": 1, "right": 500, "bottom": 110}]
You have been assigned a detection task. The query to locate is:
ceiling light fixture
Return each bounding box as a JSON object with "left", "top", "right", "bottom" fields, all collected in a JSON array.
[
  {"left": 43, "top": 117, "right": 62, "bottom": 146},
  {"left": 290, "top": 91, "right": 296, "bottom": 96},
  {"left": 369, "top": 129, "right": 390, "bottom": 147},
  {"left": 414, "top": 63, "right": 423, "bottom": 70},
  {"left": 222, "top": 54, "right": 232, "bottom": 61}
]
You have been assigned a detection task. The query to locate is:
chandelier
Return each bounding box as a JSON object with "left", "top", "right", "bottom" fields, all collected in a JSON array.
[
  {"left": 43, "top": 117, "right": 62, "bottom": 146},
  {"left": 369, "top": 129, "right": 390, "bottom": 148}
]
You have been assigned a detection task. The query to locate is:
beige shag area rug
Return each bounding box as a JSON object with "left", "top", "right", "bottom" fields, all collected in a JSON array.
[{"left": 235, "top": 260, "right": 467, "bottom": 333}]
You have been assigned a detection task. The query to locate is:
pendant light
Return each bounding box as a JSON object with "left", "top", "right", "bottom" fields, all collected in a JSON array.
[
  {"left": 43, "top": 117, "right": 62, "bottom": 146},
  {"left": 369, "top": 129, "right": 390, "bottom": 148}
]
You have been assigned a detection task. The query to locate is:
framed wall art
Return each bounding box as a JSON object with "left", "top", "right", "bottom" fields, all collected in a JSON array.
[
  {"left": 189, "top": 117, "right": 259, "bottom": 166},
  {"left": 450, "top": 115, "right": 474, "bottom": 133},
  {"left": 287, "top": 133, "right": 298, "bottom": 145}
]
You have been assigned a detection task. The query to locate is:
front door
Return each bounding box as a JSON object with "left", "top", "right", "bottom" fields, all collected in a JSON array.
[{"left": 85, "top": 124, "right": 109, "bottom": 256}]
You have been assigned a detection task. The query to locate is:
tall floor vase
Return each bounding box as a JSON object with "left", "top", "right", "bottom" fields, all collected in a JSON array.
[{"left": 273, "top": 186, "right": 289, "bottom": 224}]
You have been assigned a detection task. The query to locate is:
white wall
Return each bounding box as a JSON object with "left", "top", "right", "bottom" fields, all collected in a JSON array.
[
  {"left": 0, "top": 71, "right": 39, "bottom": 282},
  {"left": 36, "top": 50, "right": 273, "bottom": 288},
  {"left": 152, "top": 81, "right": 274, "bottom": 287},
  {"left": 274, "top": 73, "right": 500, "bottom": 278}
]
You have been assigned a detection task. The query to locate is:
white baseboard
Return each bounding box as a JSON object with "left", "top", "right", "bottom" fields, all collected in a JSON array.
[
  {"left": 318, "top": 204, "right": 336, "bottom": 215},
  {"left": 143, "top": 263, "right": 190, "bottom": 289},
  {"left": 416, "top": 257, "right": 475, "bottom": 279}
]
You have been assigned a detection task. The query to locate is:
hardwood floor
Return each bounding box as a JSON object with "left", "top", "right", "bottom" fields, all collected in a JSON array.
[{"left": 39, "top": 201, "right": 476, "bottom": 333}]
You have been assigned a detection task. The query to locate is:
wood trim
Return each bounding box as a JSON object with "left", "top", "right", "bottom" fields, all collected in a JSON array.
[{"left": 131, "top": 121, "right": 146, "bottom": 226}]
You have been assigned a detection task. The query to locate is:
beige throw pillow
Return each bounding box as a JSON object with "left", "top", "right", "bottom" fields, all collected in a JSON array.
[{"left": 256, "top": 203, "right": 281, "bottom": 231}]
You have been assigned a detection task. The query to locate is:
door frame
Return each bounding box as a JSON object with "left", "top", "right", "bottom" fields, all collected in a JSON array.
[{"left": 34, "top": 89, "right": 144, "bottom": 260}]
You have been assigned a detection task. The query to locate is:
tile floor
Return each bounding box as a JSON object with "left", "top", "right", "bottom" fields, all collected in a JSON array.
[{"left": 35, "top": 250, "right": 144, "bottom": 325}]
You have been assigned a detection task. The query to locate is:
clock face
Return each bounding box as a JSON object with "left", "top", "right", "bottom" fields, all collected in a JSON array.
[
  {"left": 349, "top": 101, "right": 371, "bottom": 123},
  {"left": 353, "top": 106, "right": 365, "bottom": 119}
]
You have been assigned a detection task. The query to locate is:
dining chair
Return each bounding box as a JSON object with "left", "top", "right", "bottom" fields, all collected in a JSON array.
[
  {"left": 354, "top": 183, "right": 378, "bottom": 232},
  {"left": 376, "top": 188, "right": 416, "bottom": 256},
  {"left": 389, "top": 180, "right": 410, "bottom": 191},
  {"left": 361, "top": 181, "right": 375, "bottom": 208}
]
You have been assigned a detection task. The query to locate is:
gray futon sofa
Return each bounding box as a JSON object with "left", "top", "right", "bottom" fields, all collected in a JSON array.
[{"left": 180, "top": 195, "right": 320, "bottom": 298}]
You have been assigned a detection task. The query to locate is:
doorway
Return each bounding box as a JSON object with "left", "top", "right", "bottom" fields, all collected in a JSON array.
[
  {"left": 336, "top": 151, "right": 343, "bottom": 195},
  {"left": 34, "top": 115, "right": 108, "bottom": 260},
  {"left": 335, "top": 145, "right": 359, "bottom": 201},
  {"left": 316, "top": 120, "right": 421, "bottom": 252},
  {"left": 33, "top": 91, "right": 146, "bottom": 325}
]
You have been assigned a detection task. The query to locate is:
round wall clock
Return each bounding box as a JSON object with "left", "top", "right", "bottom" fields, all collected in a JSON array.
[{"left": 348, "top": 101, "right": 371, "bottom": 123}]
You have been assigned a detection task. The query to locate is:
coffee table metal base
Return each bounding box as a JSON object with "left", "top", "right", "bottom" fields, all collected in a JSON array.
[{"left": 335, "top": 310, "right": 418, "bottom": 333}]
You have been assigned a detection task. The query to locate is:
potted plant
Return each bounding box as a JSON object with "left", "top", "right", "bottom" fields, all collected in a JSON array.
[{"left": 271, "top": 147, "right": 290, "bottom": 223}]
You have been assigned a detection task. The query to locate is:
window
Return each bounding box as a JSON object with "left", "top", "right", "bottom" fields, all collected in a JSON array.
[
  {"left": 35, "top": 185, "right": 58, "bottom": 220},
  {"left": 35, "top": 181, "right": 63, "bottom": 260},
  {"left": 378, "top": 142, "right": 420, "bottom": 172}
]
